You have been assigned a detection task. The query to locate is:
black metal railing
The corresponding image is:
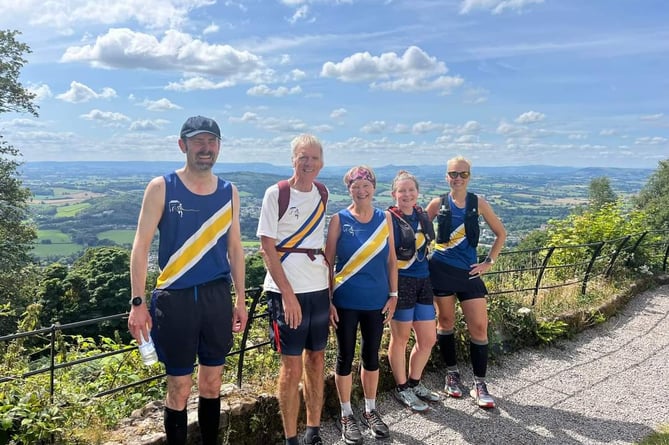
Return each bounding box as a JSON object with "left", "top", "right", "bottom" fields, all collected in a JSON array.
[{"left": 1, "top": 230, "right": 668, "bottom": 402}]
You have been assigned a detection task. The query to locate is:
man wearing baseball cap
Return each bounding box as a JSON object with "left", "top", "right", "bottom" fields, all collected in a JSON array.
[{"left": 128, "top": 116, "right": 248, "bottom": 445}]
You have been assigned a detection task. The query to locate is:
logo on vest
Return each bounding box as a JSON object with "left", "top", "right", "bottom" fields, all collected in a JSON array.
[{"left": 168, "top": 200, "right": 198, "bottom": 218}]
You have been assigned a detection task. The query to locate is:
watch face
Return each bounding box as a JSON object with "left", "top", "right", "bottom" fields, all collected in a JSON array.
[{"left": 131, "top": 296, "right": 143, "bottom": 306}]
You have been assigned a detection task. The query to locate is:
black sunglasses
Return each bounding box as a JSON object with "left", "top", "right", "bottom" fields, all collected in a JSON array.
[{"left": 447, "top": 171, "right": 471, "bottom": 179}]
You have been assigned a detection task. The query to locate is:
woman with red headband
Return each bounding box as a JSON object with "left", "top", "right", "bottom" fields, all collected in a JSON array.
[{"left": 325, "top": 165, "right": 398, "bottom": 444}]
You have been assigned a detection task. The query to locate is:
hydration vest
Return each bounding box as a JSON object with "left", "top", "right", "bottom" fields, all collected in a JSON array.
[{"left": 436, "top": 192, "right": 480, "bottom": 248}]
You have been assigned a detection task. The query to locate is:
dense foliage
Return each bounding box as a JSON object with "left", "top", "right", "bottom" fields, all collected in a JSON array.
[{"left": 0, "top": 30, "right": 38, "bottom": 335}]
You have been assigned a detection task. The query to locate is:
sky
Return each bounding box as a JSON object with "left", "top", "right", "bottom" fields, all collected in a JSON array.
[{"left": 1, "top": 0, "right": 668, "bottom": 169}]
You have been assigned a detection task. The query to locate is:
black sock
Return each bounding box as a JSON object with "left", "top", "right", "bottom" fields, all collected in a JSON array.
[
  {"left": 470, "top": 340, "right": 489, "bottom": 379},
  {"left": 198, "top": 396, "right": 221, "bottom": 445},
  {"left": 407, "top": 378, "right": 420, "bottom": 388},
  {"left": 304, "top": 426, "right": 320, "bottom": 443},
  {"left": 164, "top": 406, "right": 187, "bottom": 445},
  {"left": 396, "top": 382, "right": 409, "bottom": 391},
  {"left": 285, "top": 437, "right": 299, "bottom": 445},
  {"left": 437, "top": 331, "right": 457, "bottom": 366}
]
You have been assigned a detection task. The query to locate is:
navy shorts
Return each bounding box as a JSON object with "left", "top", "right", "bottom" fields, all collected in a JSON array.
[
  {"left": 150, "top": 277, "right": 233, "bottom": 376},
  {"left": 429, "top": 259, "right": 488, "bottom": 302},
  {"left": 266, "top": 289, "right": 330, "bottom": 356}
]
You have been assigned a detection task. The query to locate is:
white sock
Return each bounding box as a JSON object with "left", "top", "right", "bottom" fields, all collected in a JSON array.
[
  {"left": 340, "top": 402, "right": 353, "bottom": 417},
  {"left": 364, "top": 398, "right": 376, "bottom": 413}
]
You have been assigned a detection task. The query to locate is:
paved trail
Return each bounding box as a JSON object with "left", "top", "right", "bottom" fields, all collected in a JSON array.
[{"left": 316, "top": 284, "right": 669, "bottom": 445}]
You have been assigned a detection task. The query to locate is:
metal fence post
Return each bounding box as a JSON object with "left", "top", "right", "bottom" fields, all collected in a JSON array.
[
  {"left": 236, "top": 288, "right": 263, "bottom": 388},
  {"left": 605, "top": 235, "right": 631, "bottom": 277},
  {"left": 533, "top": 246, "right": 555, "bottom": 306},
  {"left": 49, "top": 323, "right": 57, "bottom": 403},
  {"left": 582, "top": 242, "right": 605, "bottom": 295}
]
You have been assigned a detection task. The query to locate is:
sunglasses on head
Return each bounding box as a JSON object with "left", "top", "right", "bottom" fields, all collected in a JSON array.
[{"left": 447, "top": 171, "right": 471, "bottom": 179}]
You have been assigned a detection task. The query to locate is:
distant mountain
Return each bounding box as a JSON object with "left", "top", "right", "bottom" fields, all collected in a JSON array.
[{"left": 21, "top": 161, "right": 653, "bottom": 183}]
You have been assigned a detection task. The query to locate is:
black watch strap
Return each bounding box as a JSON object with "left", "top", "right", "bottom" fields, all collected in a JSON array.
[{"left": 130, "top": 296, "right": 144, "bottom": 306}]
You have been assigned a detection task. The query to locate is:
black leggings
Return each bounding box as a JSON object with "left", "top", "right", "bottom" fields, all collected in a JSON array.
[{"left": 334, "top": 307, "right": 385, "bottom": 376}]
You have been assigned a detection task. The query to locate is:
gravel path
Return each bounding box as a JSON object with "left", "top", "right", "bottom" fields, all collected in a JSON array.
[{"left": 315, "top": 284, "right": 669, "bottom": 445}]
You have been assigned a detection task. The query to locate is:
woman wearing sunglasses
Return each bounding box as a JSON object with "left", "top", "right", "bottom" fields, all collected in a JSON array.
[{"left": 425, "top": 155, "right": 506, "bottom": 409}]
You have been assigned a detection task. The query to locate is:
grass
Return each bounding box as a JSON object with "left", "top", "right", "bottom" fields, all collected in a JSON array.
[
  {"left": 97, "top": 229, "right": 135, "bottom": 245},
  {"left": 37, "top": 229, "right": 72, "bottom": 244},
  {"left": 638, "top": 425, "right": 669, "bottom": 445},
  {"left": 55, "top": 202, "right": 91, "bottom": 217},
  {"left": 32, "top": 243, "right": 84, "bottom": 258}
]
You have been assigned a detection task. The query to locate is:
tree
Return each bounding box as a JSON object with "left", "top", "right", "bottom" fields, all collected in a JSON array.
[
  {"left": 0, "top": 30, "right": 39, "bottom": 317},
  {"left": 635, "top": 159, "right": 669, "bottom": 230},
  {"left": 588, "top": 176, "right": 617, "bottom": 211}
]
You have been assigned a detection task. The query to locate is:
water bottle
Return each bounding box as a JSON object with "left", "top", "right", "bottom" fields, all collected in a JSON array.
[{"left": 138, "top": 333, "right": 158, "bottom": 366}]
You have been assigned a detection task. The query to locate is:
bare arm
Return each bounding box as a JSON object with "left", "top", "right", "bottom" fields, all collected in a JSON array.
[
  {"left": 382, "top": 211, "right": 398, "bottom": 323},
  {"left": 259, "top": 235, "right": 302, "bottom": 329},
  {"left": 227, "top": 185, "right": 248, "bottom": 333},
  {"left": 324, "top": 214, "right": 341, "bottom": 327},
  {"left": 425, "top": 196, "right": 442, "bottom": 221},
  {"left": 128, "top": 177, "right": 165, "bottom": 343}
]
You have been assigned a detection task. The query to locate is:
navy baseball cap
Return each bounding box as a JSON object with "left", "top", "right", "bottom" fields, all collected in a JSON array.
[{"left": 180, "top": 116, "right": 221, "bottom": 139}]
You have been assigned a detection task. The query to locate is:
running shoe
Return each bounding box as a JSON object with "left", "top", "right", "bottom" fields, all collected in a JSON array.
[
  {"left": 340, "top": 414, "right": 363, "bottom": 445},
  {"left": 303, "top": 434, "right": 323, "bottom": 445},
  {"left": 412, "top": 382, "right": 440, "bottom": 402},
  {"left": 361, "top": 409, "right": 390, "bottom": 439},
  {"left": 394, "top": 387, "right": 429, "bottom": 412},
  {"left": 444, "top": 371, "right": 463, "bottom": 398},
  {"left": 470, "top": 381, "right": 496, "bottom": 409}
]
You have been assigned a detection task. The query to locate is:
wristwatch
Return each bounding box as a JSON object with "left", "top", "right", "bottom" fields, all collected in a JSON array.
[
  {"left": 129, "top": 296, "right": 144, "bottom": 306},
  {"left": 484, "top": 256, "right": 495, "bottom": 265}
]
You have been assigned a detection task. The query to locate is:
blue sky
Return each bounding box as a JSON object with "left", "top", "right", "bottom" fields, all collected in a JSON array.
[{"left": 1, "top": 0, "right": 667, "bottom": 168}]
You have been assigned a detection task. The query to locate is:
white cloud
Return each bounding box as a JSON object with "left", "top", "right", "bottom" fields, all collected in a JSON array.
[
  {"left": 1, "top": 0, "right": 212, "bottom": 31},
  {"left": 8, "top": 118, "right": 45, "bottom": 128},
  {"left": 139, "top": 98, "right": 182, "bottom": 111},
  {"left": 600, "top": 129, "right": 617, "bottom": 136},
  {"left": 61, "top": 28, "right": 269, "bottom": 80},
  {"left": 321, "top": 46, "right": 464, "bottom": 93},
  {"left": 80, "top": 109, "right": 131, "bottom": 125},
  {"left": 635, "top": 136, "right": 667, "bottom": 145},
  {"left": 360, "top": 121, "right": 387, "bottom": 134},
  {"left": 459, "top": 0, "right": 544, "bottom": 15},
  {"left": 288, "top": 5, "right": 311, "bottom": 24},
  {"left": 203, "top": 23, "right": 219, "bottom": 35},
  {"left": 461, "top": 120, "right": 482, "bottom": 134},
  {"left": 129, "top": 119, "right": 170, "bottom": 132},
  {"left": 166, "top": 76, "right": 236, "bottom": 91},
  {"left": 412, "top": 121, "right": 442, "bottom": 134},
  {"left": 56, "top": 81, "right": 117, "bottom": 103},
  {"left": 515, "top": 110, "right": 545, "bottom": 124},
  {"left": 28, "top": 83, "right": 53, "bottom": 102},
  {"left": 640, "top": 113, "right": 664, "bottom": 121},
  {"left": 246, "top": 84, "right": 302, "bottom": 97},
  {"left": 330, "top": 108, "right": 347, "bottom": 120}
]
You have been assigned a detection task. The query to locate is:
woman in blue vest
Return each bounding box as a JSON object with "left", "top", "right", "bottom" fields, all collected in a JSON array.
[
  {"left": 325, "top": 165, "right": 398, "bottom": 444},
  {"left": 387, "top": 170, "right": 439, "bottom": 412},
  {"left": 426, "top": 155, "right": 506, "bottom": 409}
]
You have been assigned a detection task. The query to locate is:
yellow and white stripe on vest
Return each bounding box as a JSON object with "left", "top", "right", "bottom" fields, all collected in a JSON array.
[
  {"left": 156, "top": 201, "right": 233, "bottom": 289},
  {"left": 276, "top": 199, "right": 326, "bottom": 262},
  {"left": 333, "top": 221, "right": 389, "bottom": 291},
  {"left": 398, "top": 231, "right": 429, "bottom": 269},
  {"left": 433, "top": 223, "right": 465, "bottom": 253}
]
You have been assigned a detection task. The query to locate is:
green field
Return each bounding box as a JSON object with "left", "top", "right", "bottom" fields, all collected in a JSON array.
[
  {"left": 37, "top": 229, "right": 72, "bottom": 243},
  {"left": 32, "top": 243, "right": 84, "bottom": 258},
  {"left": 97, "top": 229, "right": 135, "bottom": 245},
  {"left": 242, "top": 240, "right": 260, "bottom": 248},
  {"left": 56, "top": 203, "right": 91, "bottom": 217}
]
